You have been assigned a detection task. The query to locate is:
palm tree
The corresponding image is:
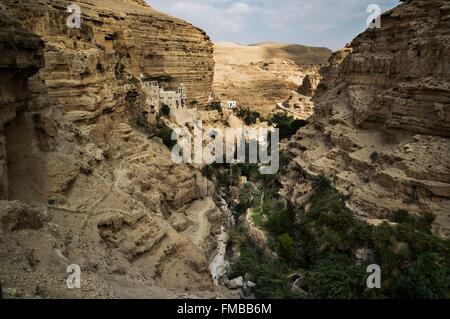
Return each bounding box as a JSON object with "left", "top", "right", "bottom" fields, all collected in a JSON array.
[{"left": 238, "top": 182, "right": 257, "bottom": 208}]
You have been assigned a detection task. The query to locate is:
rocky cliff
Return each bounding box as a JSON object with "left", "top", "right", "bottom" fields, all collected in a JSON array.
[
  {"left": 283, "top": 0, "right": 450, "bottom": 236},
  {"left": 0, "top": 0, "right": 226, "bottom": 298},
  {"left": 0, "top": 9, "right": 44, "bottom": 199},
  {"left": 6, "top": 0, "right": 214, "bottom": 120}
]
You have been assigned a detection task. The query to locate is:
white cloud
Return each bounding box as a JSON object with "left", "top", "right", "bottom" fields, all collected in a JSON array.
[
  {"left": 226, "top": 3, "right": 251, "bottom": 14},
  {"left": 171, "top": 1, "right": 214, "bottom": 14},
  {"left": 148, "top": 0, "right": 400, "bottom": 49}
]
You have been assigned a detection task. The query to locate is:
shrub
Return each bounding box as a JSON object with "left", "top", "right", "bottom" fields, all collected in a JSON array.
[
  {"left": 277, "top": 233, "right": 297, "bottom": 261},
  {"left": 266, "top": 207, "right": 294, "bottom": 235},
  {"left": 316, "top": 199, "right": 355, "bottom": 232},
  {"left": 307, "top": 253, "right": 367, "bottom": 299},
  {"left": 158, "top": 125, "right": 176, "bottom": 149},
  {"left": 396, "top": 252, "right": 449, "bottom": 299},
  {"left": 127, "top": 75, "right": 140, "bottom": 86},
  {"left": 233, "top": 244, "right": 291, "bottom": 299},
  {"left": 314, "top": 173, "right": 331, "bottom": 192},
  {"left": 160, "top": 104, "right": 170, "bottom": 117},
  {"left": 233, "top": 245, "right": 261, "bottom": 276},
  {"left": 391, "top": 210, "right": 414, "bottom": 224},
  {"left": 370, "top": 151, "right": 379, "bottom": 163},
  {"left": 207, "top": 102, "right": 222, "bottom": 112},
  {"left": 390, "top": 210, "right": 436, "bottom": 233},
  {"left": 267, "top": 112, "right": 307, "bottom": 140},
  {"left": 235, "top": 107, "right": 261, "bottom": 126},
  {"left": 416, "top": 212, "right": 436, "bottom": 231},
  {"left": 201, "top": 165, "right": 213, "bottom": 179}
]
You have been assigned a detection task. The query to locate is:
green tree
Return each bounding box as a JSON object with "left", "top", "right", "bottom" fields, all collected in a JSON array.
[
  {"left": 238, "top": 182, "right": 258, "bottom": 208},
  {"left": 160, "top": 104, "right": 170, "bottom": 117},
  {"left": 277, "top": 233, "right": 297, "bottom": 261}
]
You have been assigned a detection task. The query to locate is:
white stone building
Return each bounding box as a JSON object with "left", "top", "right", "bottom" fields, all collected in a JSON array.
[
  {"left": 225, "top": 100, "right": 237, "bottom": 109},
  {"left": 142, "top": 81, "right": 195, "bottom": 125}
]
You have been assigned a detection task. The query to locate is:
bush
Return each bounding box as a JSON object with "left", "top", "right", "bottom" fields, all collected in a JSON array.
[
  {"left": 316, "top": 198, "right": 355, "bottom": 232},
  {"left": 277, "top": 233, "right": 297, "bottom": 261},
  {"left": 390, "top": 210, "right": 436, "bottom": 233},
  {"left": 207, "top": 102, "right": 222, "bottom": 112},
  {"left": 160, "top": 104, "right": 170, "bottom": 117},
  {"left": 233, "top": 245, "right": 261, "bottom": 276},
  {"left": 314, "top": 173, "right": 331, "bottom": 192},
  {"left": 396, "top": 252, "right": 449, "bottom": 299},
  {"left": 307, "top": 253, "right": 367, "bottom": 299},
  {"left": 266, "top": 206, "right": 294, "bottom": 235},
  {"left": 233, "top": 244, "right": 291, "bottom": 299},
  {"left": 158, "top": 125, "right": 176, "bottom": 149},
  {"left": 267, "top": 113, "right": 307, "bottom": 140},
  {"left": 127, "top": 75, "right": 140, "bottom": 86},
  {"left": 391, "top": 210, "right": 414, "bottom": 224},
  {"left": 370, "top": 151, "right": 379, "bottom": 163},
  {"left": 201, "top": 165, "right": 213, "bottom": 179},
  {"left": 235, "top": 107, "right": 261, "bottom": 126}
]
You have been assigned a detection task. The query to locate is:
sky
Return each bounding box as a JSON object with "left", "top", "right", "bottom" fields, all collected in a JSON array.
[{"left": 147, "top": 0, "right": 400, "bottom": 50}]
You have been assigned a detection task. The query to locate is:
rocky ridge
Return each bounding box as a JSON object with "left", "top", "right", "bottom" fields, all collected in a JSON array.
[
  {"left": 282, "top": 0, "right": 450, "bottom": 236},
  {"left": 0, "top": 0, "right": 227, "bottom": 298}
]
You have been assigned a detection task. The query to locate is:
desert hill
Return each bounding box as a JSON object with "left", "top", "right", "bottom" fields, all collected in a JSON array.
[{"left": 213, "top": 42, "right": 332, "bottom": 116}]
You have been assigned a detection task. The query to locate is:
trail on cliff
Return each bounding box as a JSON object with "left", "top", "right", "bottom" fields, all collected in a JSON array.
[{"left": 183, "top": 198, "right": 216, "bottom": 249}]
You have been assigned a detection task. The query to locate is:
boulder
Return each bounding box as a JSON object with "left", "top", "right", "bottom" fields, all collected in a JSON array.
[
  {"left": 227, "top": 276, "right": 244, "bottom": 289},
  {"left": 0, "top": 201, "right": 47, "bottom": 232}
]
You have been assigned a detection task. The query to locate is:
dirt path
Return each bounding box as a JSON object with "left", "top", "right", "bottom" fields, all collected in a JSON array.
[{"left": 184, "top": 198, "right": 216, "bottom": 249}]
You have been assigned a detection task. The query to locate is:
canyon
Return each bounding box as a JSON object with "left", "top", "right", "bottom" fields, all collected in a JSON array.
[
  {"left": 0, "top": 0, "right": 449, "bottom": 299},
  {"left": 0, "top": 0, "right": 227, "bottom": 298},
  {"left": 282, "top": 0, "right": 450, "bottom": 237}
]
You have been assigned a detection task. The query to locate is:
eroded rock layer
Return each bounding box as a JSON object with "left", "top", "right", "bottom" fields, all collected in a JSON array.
[
  {"left": 6, "top": 0, "right": 214, "bottom": 123},
  {"left": 0, "top": 0, "right": 225, "bottom": 298},
  {"left": 283, "top": 0, "right": 450, "bottom": 236},
  {"left": 0, "top": 9, "right": 44, "bottom": 199}
]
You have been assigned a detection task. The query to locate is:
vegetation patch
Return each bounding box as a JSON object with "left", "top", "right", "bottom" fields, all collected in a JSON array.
[
  {"left": 202, "top": 146, "right": 450, "bottom": 299},
  {"left": 234, "top": 107, "right": 261, "bottom": 126},
  {"left": 267, "top": 112, "right": 307, "bottom": 140}
]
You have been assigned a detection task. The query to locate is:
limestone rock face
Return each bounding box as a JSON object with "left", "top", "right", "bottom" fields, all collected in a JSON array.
[
  {"left": 0, "top": 10, "right": 44, "bottom": 199},
  {"left": 0, "top": 0, "right": 224, "bottom": 298},
  {"left": 283, "top": 0, "right": 450, "bottom": 237},
  {"left": 5, "top": 0, "right": 214, "bottom": 123},
  {"left": 321, "top": 0, "right": 450, "bottom": 136}
]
